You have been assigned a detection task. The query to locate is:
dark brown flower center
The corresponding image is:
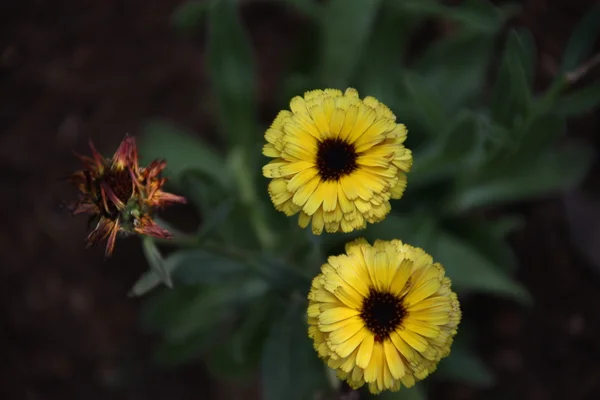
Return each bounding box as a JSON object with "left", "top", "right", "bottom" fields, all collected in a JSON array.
[
  {"left": 95, "top": 167, "right": 134, "bottom": 218},
  {"left": 316, "top": 138, "right": 358, "bottom": 181},
  {"left": 360, "top": 288, "right": 406, "bottom": 342},
  {"left": 103, "top": 168, "right": 134, "bottom": 204}
]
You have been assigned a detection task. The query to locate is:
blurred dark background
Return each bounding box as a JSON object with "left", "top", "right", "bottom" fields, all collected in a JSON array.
[{"left": 1, "top": 0, "right": 600, "bottom": 399}]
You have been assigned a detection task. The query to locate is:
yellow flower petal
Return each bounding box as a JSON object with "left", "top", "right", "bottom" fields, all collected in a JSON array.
[
  {"left": 356, "top": 332, "right": 375, "bottom": 368},
  {"left": 398, "top": 329, "right": 428, "bottom": 352},
  {"left": 333, "top": 327, "right": 369, "bottom": 358},
  {"left": 384, "top": 339, "right": 406, "bottom": 379},
  {"left": 319, "top": 307, "right": 360, "bottom": 325},
  {"left": 364, "top": 342, "right": 384, "bottom": 383}
]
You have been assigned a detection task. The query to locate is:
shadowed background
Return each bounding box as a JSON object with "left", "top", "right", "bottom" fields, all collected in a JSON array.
[{"left": 1, "top": 0, "right": 600, "bottom": 399}]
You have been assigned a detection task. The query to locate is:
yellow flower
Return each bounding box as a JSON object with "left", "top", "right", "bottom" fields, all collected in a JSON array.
[
  {"left": 262, "top": 88, "right": 412, "bottom": 234},
  {"left": 307, "top": 238, "right": 461, "bottom": 394}
]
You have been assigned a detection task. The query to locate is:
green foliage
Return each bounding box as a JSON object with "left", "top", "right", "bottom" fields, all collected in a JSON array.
[
  {"left": 206, "top": 0, "right": 259, "bottom": 147},
  {"left": 317, "top": 0, "right": 383, "bottom": 88},
  {"left": 374, "top": 383, "right": 426, "bottom": 400},
  {"left": 558, "top": 4, "right": 600, "bottom": 74},
  {"left": 131, "top": 0, "right": 598, "bottom": 398},
  {"left": 436, "top": 333, "right": 495, "bottom": 386},
  {"left": 261, "top": 298, "right": 328, "bottom": 400},
  {"left": 140, "top": 120, "right": 232, "bottom": 189}
]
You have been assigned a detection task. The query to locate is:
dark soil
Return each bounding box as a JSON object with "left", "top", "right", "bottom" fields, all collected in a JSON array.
[{"left": 1, "top": 0, "right": 599, "bottom": 399}]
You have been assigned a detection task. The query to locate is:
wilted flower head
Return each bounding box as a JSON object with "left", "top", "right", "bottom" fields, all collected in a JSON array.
[
  {"left": 307, "top": 238, "right": 461, "bottom": 394},
  {"left": 262, "top": 88, "right": 412, "bottom": 234},
  {"left": 67, "top": 135, "right": 186, "bottom": 256}
]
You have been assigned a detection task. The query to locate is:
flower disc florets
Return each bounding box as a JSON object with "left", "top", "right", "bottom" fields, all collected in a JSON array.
[{"left": 67, "top": 135, "right": 186, "bottom": 256}]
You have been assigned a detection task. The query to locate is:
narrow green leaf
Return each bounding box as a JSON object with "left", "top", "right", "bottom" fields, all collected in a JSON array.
[
  {"left": 140, "top": 120, "right": 231, "bottom": 189},
  {"left": 390, "top": 0, "right": 518, "bottom": 34},
  {"left": 450, "top": 219, "right": 518, "bottom": 273},
  {"left": 410, "top": 111, "right": 478, "bottom": 186},
  {"left": 414, "top": 31, "right": 495, "bottom": 111},
  {"left": 166, "top": 279, "right": 268, "bottom": 342},
  {"left": 140, "top": 285, "right": 202, "bottom": 333},
  {"left": 511, "top": 27, "right": 536, "bottom": 87},
  {"left": 365, "top": 214, "right": 437, "bottom": 250},
  {"left": 207, "top": 0, "right": 259, "bottom": 146},
  {"left": 171, "top": 1, "right": 208, "bottom": 32},
  {"left": 432, "top": 230, "right": 531, "bottom": 304},
  {"left": 401, "top": 72, "right": 448, "bottom": 137},
  {"left": 197, "top": 196, "right": 236, "bottom": 238},
  {"left": 261, "top": 299, "right": 328, "bottom": 400},
  {"left": 555, "top": 80, "right": 600, "bottom": 117},
  {"left": 490, "top": 29, "right": 533, "bottom": 128},
  {"left": 451, "top": 143, "right": 594, "bottom": 211},
  {"left": 518, "top": 113, "right": 566, "bottom": 158},
  {"left": 142, "top": 237, "right": 172, "bottom": 288},
  {"left": 207, "top": 297, "right": 273, "bottom": 380},
  {"left": 357, "top": 5, "right": 420, "bottom": 103},
  {"left": 259, "top": 256, "right": 312, "bottom": 295},
  {"left": 559, "top": 4, "right": 600, "bottom": 74},
  {"left": 129, "top": 263, "right": 177, "bottom": 298},
  {"left": 318, "top": 0, "right": 383, "bottom": 87},
  {"left": 374, "top": 383, "right": 427, "bottom": 400},
  {"left": 167, "top": 248, "right": 248, "bottom": 285},
  {"left": 153, "top": 329, "right": 217, "bottom": 366},
  {"left": 436, "top": 341, "right": 495, "bottom": 386}
]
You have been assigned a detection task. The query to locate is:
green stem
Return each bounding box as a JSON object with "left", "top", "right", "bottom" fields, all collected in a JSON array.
[{"left": 228, "top": 146, "right": 277, "bottom": 251}]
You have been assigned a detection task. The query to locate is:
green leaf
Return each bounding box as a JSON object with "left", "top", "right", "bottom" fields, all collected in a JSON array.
[
  {"left": 517, "top": 112, "right": 566, "bottom": 160},
  {"left": 559, "top": 4, "right": 600, "bottom": 74},
  {"left": 153, "top": 329, "right": 217, "bottom": 366},
  {"left": 171, "top": 1, "right": 207, "bottom": 32},
  {"left": 511, "top": 28, "right": 536, "bottom": 87},
  {"left": 390, "top": 0, "right": 518, "bottom": 34},
  {"left": 140, "top": 120, "right": 231, "bottom": 189},
  {"left": 357, "top": 5, "right": 421, "bottom": 103},
  {"left": 259, "top": 256, "right": 312, "bottom": 295},
  {"left": 318, "top": 0, "right": 383, "bottom": 88},
  {"left": 365, "top": 214, "right": 437, "bottom": 250},
  {"left": 490, "top": 29, "right": 533, "bottom": 128},
  {"left": 142, "top": 237, "right": 172, "bottom": 288},
  {"left": 207, "top": 0, "right": 259, "bottom": 146},
  {"left": 451, "top": 142, "right": 594, "bottom": 211},
  {"left": 555, "top": 80, "right": 600, "bottom": 117},
  {"left": 206, "top": 297, "right": 273, "bottom": 380},
  {"left": 261, "top": 298, "right": 328, "bottom": 400},
  {"left": 196, "top": 197, "right": 236, "bottom": 238},
  {"left": 432, "top": 230, "right": 530, "bottom": 304},
  {"left": 410, "top": 111, "right": 479, "bottom": 186},
  {"left": 414, "top": 31, "right": 495, "bottom": 111},
  {"left": 374, "top": 383, "right": 427, "bottom": 400},
  {"left": 167, "top": 248, "right": 249, "bottom": 285},
  {"left": 401, "top": 72, "right": 448, "bottom": 137},
  {"left": 436, "top": 341, "right": 495, "bottom": 386},
  {"left": 140, "top": 285, "right": 202, "bottom": 333},
  {"left": 450, "top": 218, "right": 518, "bottom": 273},
  {"left": 129, "top": 264, "right": 176, "bottom": 298},
  {"left": 165, "top": 279, "right": 268, "bottom": 342}
]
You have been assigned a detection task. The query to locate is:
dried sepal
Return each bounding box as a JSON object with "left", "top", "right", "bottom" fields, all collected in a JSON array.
[{"left": 66, "top": 135, "right": 186, "bottom": 256}]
